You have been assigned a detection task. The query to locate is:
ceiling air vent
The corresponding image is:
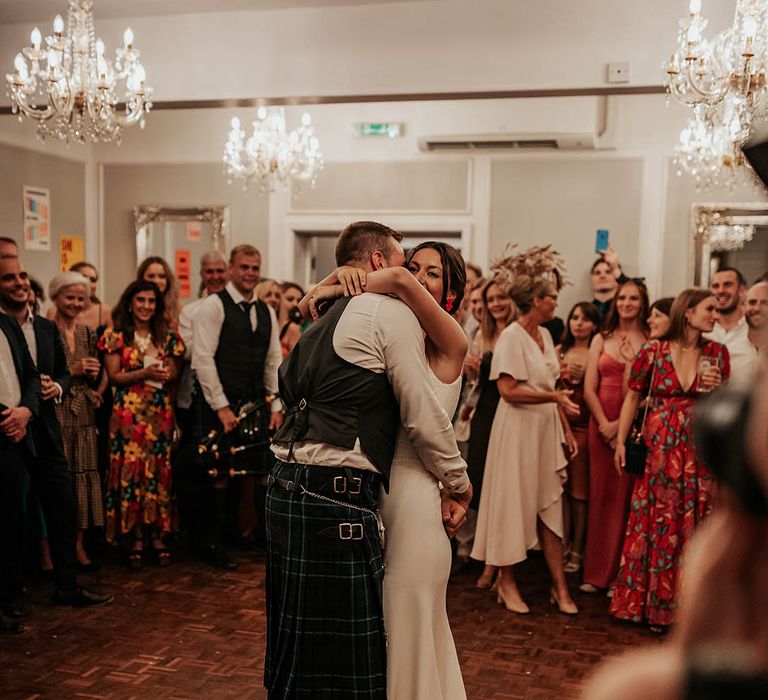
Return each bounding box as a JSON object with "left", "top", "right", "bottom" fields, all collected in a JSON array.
[{"left": 417, "top": 133, "right": 597, "bottom": 152}]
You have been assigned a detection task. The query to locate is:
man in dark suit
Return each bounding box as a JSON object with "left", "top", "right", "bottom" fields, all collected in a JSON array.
[{"left": 0, "top": 258, "right": 111, "bottom": 633}]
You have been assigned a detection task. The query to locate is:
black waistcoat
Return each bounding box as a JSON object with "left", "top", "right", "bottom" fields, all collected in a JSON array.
[
  {"left": 272, "top": 296, "right": 400, "bottom": 487},
  {"left": 214, "top": 290, "right": 271, "bottom": 405}
]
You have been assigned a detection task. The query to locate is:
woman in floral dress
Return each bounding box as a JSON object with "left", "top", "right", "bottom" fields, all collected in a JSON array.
[
  {"left": 611, "top": 288, "right": 730, "bottom": 631},
  {"left": 99, "top": 280, "right": 185, "bottom": 567}
]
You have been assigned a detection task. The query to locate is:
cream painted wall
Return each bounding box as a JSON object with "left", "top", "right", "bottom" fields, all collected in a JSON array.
[
  {"left": 0, "top": 141, "right": 86, "bottom": 292},
  {"left": 0, "top": 1, "right": 738, "bottom": 103},
  {"left": 101, "top": 163, "right": 268, "bottom": 305},
  {"left": 489, "top": 158, "right": 644, "bottom": 316}
]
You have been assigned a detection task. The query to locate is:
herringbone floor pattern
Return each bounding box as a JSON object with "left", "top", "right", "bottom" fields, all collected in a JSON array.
[{"left": 0, "top": 549, "right": 656, "bottom": 699}]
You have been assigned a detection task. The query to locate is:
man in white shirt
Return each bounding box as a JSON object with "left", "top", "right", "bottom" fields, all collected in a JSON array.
[
  {"left": 746, "top": 280, "right": 768, "bottom": 354},
  {"left": 188, "top": 244, "right": 283, "bottom": 568},
  {"left": 266, "top": 221, "right": 471, "bottom": 699},
  {"left": 706, "top": 267, "right": 756, "bottom": 384}
]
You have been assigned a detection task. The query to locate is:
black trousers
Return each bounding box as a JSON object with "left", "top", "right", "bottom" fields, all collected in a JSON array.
[{"left": 0, "top": 428, "right": 78, "bottom": 604}]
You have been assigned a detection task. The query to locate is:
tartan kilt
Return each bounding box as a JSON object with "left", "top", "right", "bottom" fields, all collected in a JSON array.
[{"left": 265, "top": 461, "right": 387, "bottom": 699}]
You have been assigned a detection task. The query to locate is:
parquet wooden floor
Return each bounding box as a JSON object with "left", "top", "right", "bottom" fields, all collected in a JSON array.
[{"left": 0, "top": 549, "right": 658, "bottom": 699}]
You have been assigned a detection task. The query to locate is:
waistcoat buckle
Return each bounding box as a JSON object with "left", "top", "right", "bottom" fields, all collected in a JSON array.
[{"left": 338, "top": 522, "right": 364, "bottom": 541}]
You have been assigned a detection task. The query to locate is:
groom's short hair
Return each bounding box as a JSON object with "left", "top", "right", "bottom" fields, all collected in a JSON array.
[{"left": 335, "top": 221, "right": 403, "bottom": 266}]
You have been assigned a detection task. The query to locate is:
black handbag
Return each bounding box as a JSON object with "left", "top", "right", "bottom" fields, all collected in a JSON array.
[{"left": 623, "top": 342, "right": 659, "bottom": 475}]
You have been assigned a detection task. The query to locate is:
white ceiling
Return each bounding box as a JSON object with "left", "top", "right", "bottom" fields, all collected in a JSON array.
[{"left": 0, "top": 0, "right": 434, "bottom": 24}]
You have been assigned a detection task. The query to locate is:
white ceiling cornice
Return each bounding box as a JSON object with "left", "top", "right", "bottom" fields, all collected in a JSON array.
[{"left": 0, "top": 0, "right": 434, "bottom": 25}]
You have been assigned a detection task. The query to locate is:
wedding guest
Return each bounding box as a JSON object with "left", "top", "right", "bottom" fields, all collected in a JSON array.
[
  {"left": 49, "top": 272, "right": 106, "bottom": 569},
  {"left": 556, "top": 302, "right": 600, "bottom": 574},
  {"left": 277, "top": 281, "right": 305, "bottom": 357},
  {"left": 99, "top": 280, "right": 185, "bottom": 567},
  {"left": 456, "top": 277, "right": 514, "bottom": 583},
  {"left": 459, "top": 261, "right": 483, "bottom": 339},
  {"left": 471, "top": 264, "right": 580, "bottom": 616},
  {"left": 27, "top": 277, "right": 44, "bottom": 316},
  {"left": 581, "top": 280, "right": 649, "bottom": 594},
  {"left": 611, "top": 288, "right": 730, "bottom": 632},
  {"left": 256, "top": 278, "right": 282, "bottom": 314},
  {"left": 590, "top": 245, "right": 631, "bottom": 321},
  {"left": 706, "top": 267, "right": 754, "bottom": 383},
  {"left": 0, "top": 235, "right": 18, "bottom": 260},
  {"left": 137, "top": 256, "right": 181, "bottom": 328},
  {"left": 746, "top": 281, "right": 768, "bottom": 354},
  {"left": 648, "top": 297, "right": 674, "bottom": 340}
]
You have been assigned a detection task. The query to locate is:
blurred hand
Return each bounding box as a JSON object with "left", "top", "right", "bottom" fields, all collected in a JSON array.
[
  {"left": 0, "top": 406, "right": 32, "bottom": 442},
  {"left": 269, "top": 411, "right": 284, "bottom": 431},
  {"left": 40, "top": 374, "right": 60, "bottom": 401},
  {"left": 145, "top": 363, "right": 171, "bottom": 384},
  {"left": 614, "top": 442, "right": 626, "bottom": 475},
  {"left": 308, "top": 285, "right": 343, "bottom": 320},
  {"left": 599, "top": 419, "right": 619, "bottom": 443},
  {"left": 601, "top": 243, "right": 621, "bottom": 274},
  {"left": 217, "top": 406, "right": 239, "bottom": 433},
  {"left": 337, "top": 266, "right": 367, "bottom": 296},
  {"left": 554, "top": 389, "right": 580, "bottom": 417},
  {"left": 565, "top": 431, "right": 579, "bottom": 458}
]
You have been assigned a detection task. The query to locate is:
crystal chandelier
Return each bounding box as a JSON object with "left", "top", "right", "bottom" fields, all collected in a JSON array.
[
  {"left": 5, "top": 0, "right": 152, "bottom": 144},
  {"left": 223, "top": 107, "right": 324, "bottom": 193},
  {"left": 665, "top": 0, "right": 768, "bottom": 188},
  {"left": 707, "top": 222, "right": 756, "bottom": 250},
  {"left": 673, "top": 104, "right": 758, "bottom": 189}
]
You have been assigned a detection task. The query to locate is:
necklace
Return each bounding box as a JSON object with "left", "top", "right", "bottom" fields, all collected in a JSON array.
[{"left": 134, "top": 332, "right": 152, "bottom": 354}]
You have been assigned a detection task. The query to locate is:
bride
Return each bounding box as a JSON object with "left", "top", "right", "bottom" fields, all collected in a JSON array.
[{"left": 302, "top": 241, "right": 470, "bottom": 700}]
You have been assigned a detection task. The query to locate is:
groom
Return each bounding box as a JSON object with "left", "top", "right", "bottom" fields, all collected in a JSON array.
[{"left": 266, "top": 221, "right": 472, "bottom": 699}]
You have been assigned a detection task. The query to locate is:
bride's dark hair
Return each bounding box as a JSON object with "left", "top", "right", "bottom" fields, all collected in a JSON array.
[{"left": 404, "top": 242, "right": 466, "bottom": 314}]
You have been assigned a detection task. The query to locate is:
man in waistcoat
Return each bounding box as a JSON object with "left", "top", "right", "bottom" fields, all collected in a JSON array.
[
  {"left": 189, "top": 244, "right": 283, "bottom": 569},
  {"left": 265, "top": 221, "right": 472, "bottom": 699}
]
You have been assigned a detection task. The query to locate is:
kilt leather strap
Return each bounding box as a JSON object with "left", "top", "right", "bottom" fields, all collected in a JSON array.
[{"left": 267, "top": 473, "right": 386, "bottom": 550}]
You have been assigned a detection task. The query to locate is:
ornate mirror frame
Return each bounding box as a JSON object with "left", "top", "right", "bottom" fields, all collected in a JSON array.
[
  {"left": 133, "top": 205, "right": 230, "bottom": 262},
  {"left": 690, "top": 201, "right": 768, "bottom": 287}
]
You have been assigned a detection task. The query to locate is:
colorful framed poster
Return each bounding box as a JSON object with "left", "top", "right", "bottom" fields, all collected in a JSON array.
[
  {"left": 23, "top": 185, "right": 51, "bottom": 251},
  {"left": 60, "top": 235, "right": 84, "bottom": 271}
]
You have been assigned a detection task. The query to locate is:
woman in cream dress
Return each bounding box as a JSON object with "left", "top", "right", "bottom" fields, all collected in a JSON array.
[{"left": 472, "top": 274, "right": 579, "bottom": 615}]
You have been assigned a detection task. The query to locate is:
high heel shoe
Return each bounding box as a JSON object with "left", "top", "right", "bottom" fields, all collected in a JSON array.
[
  {"left": 476, "top": 567, "right": 497, "bottom": 590},
  {"left": 549, "top": 587, "right": 578, "bottom": 615},
  {"left": 563, "top": 552, "right": 583, "bottom": 574},
  {"left": 496, "top": 586, "right": 530, "bottom": 614}
]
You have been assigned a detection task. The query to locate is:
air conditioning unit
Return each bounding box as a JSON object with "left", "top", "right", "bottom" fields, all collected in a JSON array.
[
  {"left": 414, "top": 96, "right": 616, "bottom": 153},
  {"left": 417, "top": 132, "right": 599, "bottom": 152}
]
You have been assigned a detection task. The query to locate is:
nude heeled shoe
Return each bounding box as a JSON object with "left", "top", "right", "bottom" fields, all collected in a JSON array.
[
  {"left": 475, "top": 566, "right": 497, "bottom": 590},
  {"left": 496, "top": 586, "right": 530, "bottom": 615},
  {"left": 549, "top": 587, "right": 578, "bottom": 615}
]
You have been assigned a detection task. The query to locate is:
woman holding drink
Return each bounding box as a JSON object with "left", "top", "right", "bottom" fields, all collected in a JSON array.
[
  {"left": 610, "top": 288, "right": 730, "bottom": 632},
  {"left": 99, "top": 280, "right": 185, "bottom": 568},
  {"left": 49, "top": 272, "right": 107, "bottom": 569}
]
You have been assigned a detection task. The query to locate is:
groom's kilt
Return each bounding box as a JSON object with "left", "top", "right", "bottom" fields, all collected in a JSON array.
[{"left": 265, "top": 460, "right": 386, "bottom": 699}]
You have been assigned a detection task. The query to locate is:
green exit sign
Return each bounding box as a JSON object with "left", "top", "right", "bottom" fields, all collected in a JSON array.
[{"left": 357, "top": 122, "right": 404, "bottom": 138}]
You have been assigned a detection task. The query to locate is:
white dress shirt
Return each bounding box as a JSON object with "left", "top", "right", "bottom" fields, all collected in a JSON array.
[
  {"left": 272, "top": 293, "right": 470, "bottom": 495},
  {"left": 0, "top": 326, "right": 21, "bottom": 408},
  {"left": 176, "top": 296, "right": 205, "bottom": 410},
  {"left": 706, "top": 316, "right": 758, "bottom": 386},
  {"left": 191, "top": 281, "right": 282, "bottom": 413}
]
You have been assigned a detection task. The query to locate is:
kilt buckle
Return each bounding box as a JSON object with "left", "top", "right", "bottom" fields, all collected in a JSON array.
[
  {"left": 333, "top": 475, "right": 362, "bottom": 495},
  {"left": 339, "top": 522, "right": 364, "bottom": 541}
]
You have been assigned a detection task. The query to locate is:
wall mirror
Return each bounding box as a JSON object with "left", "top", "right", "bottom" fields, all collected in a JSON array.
[
  {"left": 133, "top": 205, "right": 230, "bottom": 304},
  {"left": 691, "top": 203, "right": 768, "bottom": 287}
]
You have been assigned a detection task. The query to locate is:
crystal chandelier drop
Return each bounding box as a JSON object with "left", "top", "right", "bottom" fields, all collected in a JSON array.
[
  {"left": 223, "top": 107, "right": 324, "bottom": 193},
  {"left": 665, "top": 0, "right": 768, "bottom": 188},
  {"left": 5, "top": 0, "right": 152, "bottom": 144},
  {"left": 707, "top": 223, "right": 756, "bottom": 250}
]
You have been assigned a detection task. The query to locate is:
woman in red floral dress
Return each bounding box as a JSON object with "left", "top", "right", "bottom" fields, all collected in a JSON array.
[
  {"left": 99, "top": 280, "right": 185, "bottom": 567},
  {"left": 610, "top": 288, "right": 730, "bottom": 631}
]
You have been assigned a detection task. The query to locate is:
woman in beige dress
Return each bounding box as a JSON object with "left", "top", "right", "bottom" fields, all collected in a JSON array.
[{"left": 471, "top": 274, "right": 579, "bottom": 615}]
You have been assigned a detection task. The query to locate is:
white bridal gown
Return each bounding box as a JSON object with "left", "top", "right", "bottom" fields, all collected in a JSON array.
[{"left": 380, "top": 369, "right": 466, "bottom": 700}]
